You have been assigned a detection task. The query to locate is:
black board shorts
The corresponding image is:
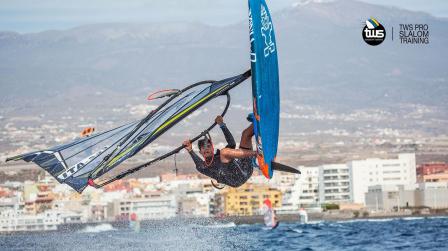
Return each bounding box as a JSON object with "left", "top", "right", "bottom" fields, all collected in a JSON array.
[{"left": 220, "top": 157, "right": 254, "bottom": 187}]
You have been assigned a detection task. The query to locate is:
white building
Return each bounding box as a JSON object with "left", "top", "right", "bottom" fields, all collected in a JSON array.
[
  {"left": 288, "top": 164, "right": 350, "bottom": 207},
  {"left": 415, "top": 182, "right": 448, "bottom": 209},
  {"left": 114, "top": 194, "right": 177, "bottom": 220},
  {"left": 365, "top": 182, "right": 448, "bottom": 211},
  {"left": 287, "top": 153, "right": 417, "bottom": 207},
  {"left": 178, "top": 193, "right": 212, "bottom": 217},
  {"left": 0, "top": 209, "right": 60, "bottom": 233},
  {"left": 288, "top": 166, "right": 320, "bottom": 208},
  {"left": 365, "top": 184, "right": 416, "bottom": 211},
  {"left": 319, "top": 164, "right": 351, "bottom": 204},
  {"left": 350, "top": 153, "right": 416, "bottom": 204},
  {"left": 265, "top": 172, "right": 300, "bottom": 211}
]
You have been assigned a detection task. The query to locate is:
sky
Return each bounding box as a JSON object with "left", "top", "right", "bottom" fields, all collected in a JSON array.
[{"left": 1, "top": 0, "right": 447, "bottom": 33}]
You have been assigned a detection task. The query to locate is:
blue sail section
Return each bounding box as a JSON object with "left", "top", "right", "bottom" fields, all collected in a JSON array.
[{"left": 249, "top": 0, "right": 280, "bottom": 178}]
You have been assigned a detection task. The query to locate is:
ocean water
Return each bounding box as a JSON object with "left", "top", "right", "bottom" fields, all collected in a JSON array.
[{"left": 1, "top": 216, "right": 447, "bottom": 251}]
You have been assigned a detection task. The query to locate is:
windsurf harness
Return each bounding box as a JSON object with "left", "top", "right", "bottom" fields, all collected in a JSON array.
[{"left": 6, "top": 71, "right": 251, "bottom": 192}]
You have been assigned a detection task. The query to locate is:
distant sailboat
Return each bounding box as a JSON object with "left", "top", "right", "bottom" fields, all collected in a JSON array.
[
  {"left": 298, "top": 208, "right": 308, "bottom": 224},
  {"left": 263, "top": 199, "right": 279, "bottom": 229},
  {"left": 129, "top": 212, "right": 140, "bottom": 233}
]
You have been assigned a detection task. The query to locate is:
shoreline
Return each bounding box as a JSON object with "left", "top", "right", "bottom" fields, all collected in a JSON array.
[
  {"left": 220, "top": 211, "right": 448, "bottom": 225},
  {"left": 2, "top": 212, "right": 448, "bottom": 235}
]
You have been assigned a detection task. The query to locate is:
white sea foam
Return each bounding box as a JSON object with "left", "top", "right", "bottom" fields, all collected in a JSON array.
[
  {"left": 208, "top": 222, "right": 236, "bottom": 228},
  {"left": 401, "top": 217, "right": 425, "bottom": 221},
  {"left": 336, "top": 217, "right": 430, "bottom": 224},
  {"left": 79, "top": 223, "right": 116, "bottom": 233},
  {"left": 306, "top": 220, "right": 324, "bottom": 225},
  {"left": 291, "top": 228, "right": 303, "bottom": 233},
  {"left": 336, "top": 218, "right": 395, "bottom": 224},
  {"left": 427, "top": 216, "right": 448, "bottom": 220},
  {"left": 366, "top": 218, "right": 396, "bottom": 222}
]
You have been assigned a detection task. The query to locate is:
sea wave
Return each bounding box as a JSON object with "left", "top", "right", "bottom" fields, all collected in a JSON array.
[
  {"left": 3, "top": 217, "right": 448, "bottom": 250},
  {"left": 336, "top": 218, "right": 395, "bottom": 224},
  {"left": 365, "top": 218, "right": 396, "bottom": 222},
  {"left": 207, "top": 222, "right": 236, "bottom": 228},
  {"left": 306, "top": 220, "right": 324, "bottom": 224},
  {"left": 78, "top": 224, "right": 116, "bottom": 233},
  {"left": 401, "top": 217, "right": 426, "bottom": 221},
  {"left": 427, "top": 216, "right": 448, "bottom": 220},
  {"left": 291, "top": 228, "right": 303, "bottom": 233},
  {"left": 336, "top": 216, "right": 437, "bottom": 224}
]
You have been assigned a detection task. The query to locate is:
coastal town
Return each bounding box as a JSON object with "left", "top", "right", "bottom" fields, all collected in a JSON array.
[
  {"left": 1, "top": 152, "right": 447, "bottom": 233},
  {"left": 1, "top": 95, "right": 447, "bottom": 233},
  {"left": 0, "top": 0, "right": 447, "bottom": 250},
  {"left": 0, "top": 8, "right": 447, "bottom": 232}
]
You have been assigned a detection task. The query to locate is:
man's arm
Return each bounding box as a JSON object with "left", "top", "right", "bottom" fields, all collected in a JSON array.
[
  {"left": 189, "top": 150, "right": 207, "bottom": 170},
  {"left": 220, "top": 123, "right": 236, "bottom": 149},
  {"left": 183, "top": 140, "right": 206, "bottom": 170},
  {"left": 215, "top": 116, "right": 236, "bottom": 149}
]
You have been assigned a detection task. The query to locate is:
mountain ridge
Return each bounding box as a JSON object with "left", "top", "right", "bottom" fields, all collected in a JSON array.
[{"left": 0, "top": 0, "right": 447, "bottom": 113}]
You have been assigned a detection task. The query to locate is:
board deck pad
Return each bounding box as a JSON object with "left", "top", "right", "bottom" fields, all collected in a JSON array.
[{"left": 249, "top": 0, "right": 280, "bottom": 178}]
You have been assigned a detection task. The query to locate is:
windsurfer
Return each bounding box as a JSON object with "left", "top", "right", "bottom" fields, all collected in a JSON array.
[{"left": 183, "top": 115, "right": 257, "bottom": 187}]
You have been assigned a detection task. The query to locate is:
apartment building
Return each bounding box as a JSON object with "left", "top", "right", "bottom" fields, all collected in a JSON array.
[
  {"left": 288, "top": 166, "right": 319, "bottom": 207},
  {"left": 417, "top": 162, "right": 448, "bottom": 176},
  {"left": 113, "top": 193, "right": 177, "bottom": 220},
  {"left": 218, "top": 184, "right": 282, "bottom": 216},
  {"left": 317, "top": 164, "right": 351, "bottom": 204},
  {"left": 288, "top": 153, "right": 417, "bottom": 207},
  {"left": 365, "top": 182, "right": 448, "bottom": 211},
  {"left": 349, "top": 153, "right": 416, "bottom": 204}
]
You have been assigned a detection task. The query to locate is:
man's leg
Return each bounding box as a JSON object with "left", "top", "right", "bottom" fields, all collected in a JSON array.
[
  {"left": 239, "top": 124, "right": 254, "bottom": 150},
  {"left": 220, "top": 124, "right": 256, "bottom": 163}
]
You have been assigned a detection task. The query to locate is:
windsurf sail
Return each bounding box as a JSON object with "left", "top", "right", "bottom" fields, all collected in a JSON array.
[
  {"left": 263, "top": 199, "right": 279, "bottom": 229},
  {"left": 7, "top": 71, "right": 251, "bottom": 193}
]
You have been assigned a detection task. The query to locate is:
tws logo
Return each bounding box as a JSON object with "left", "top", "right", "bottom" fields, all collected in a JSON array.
[{"left": 362, "top": 18, "right": 386, "bottom": 46}]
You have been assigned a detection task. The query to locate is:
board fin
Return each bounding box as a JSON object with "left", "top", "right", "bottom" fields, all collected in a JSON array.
[{"left": 272, "top": 162, "right": 301, "bottom": 174}]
